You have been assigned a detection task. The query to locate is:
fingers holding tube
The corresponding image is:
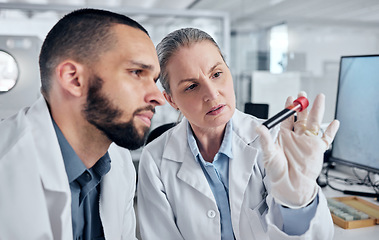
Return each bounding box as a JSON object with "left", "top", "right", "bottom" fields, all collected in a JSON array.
[
  {"left": 306, "top": 93, "right": 325, "bottom": 135},
  {"left": 256, "top": 125, "right": 286, "bottom": 182},
  {"left": 256, "top": 125, "right": 276, "bottom": 156},
  {"left": 276, "top": 92, "right": 325, "bottom": 137},
  {"left": 296, "top": 91, "right": 308, "bottom": 122},
  {"left": 285, "top": 95, "right": 295, "bottom": 108},
  {"left": 294, "top": 91, "right": 308, "bottom": 133},
  {"left": 280, "top": 96, "right": 295, "bottom": 131}
]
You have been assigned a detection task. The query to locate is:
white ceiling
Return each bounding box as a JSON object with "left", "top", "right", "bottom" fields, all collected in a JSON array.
[
  {"left": 1, "top": 0, "right": 379, "bottom": 31},
  {"left": 191, "top": 0, "right": 379, "bottom": 31}
]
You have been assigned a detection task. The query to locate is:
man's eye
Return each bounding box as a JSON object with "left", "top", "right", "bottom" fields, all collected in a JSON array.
[
  {"left": 131, "top": 70, "right": 143, "bottom": 75},
  {"left": 185, "top": 84, "right": 197, "bottom": 91}
]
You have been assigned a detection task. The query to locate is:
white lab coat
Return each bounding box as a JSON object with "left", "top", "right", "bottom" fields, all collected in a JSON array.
[
  {"left": 0, "top": 96, "right": 137, "bottom": 240},
  {"left": 137, "top": 109, "right": 334, "bottom": 240}
]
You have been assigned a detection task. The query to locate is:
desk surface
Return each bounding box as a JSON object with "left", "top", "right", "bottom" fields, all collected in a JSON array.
[{"left": 321, "top": 166, "right": 379, "bottom": 240}]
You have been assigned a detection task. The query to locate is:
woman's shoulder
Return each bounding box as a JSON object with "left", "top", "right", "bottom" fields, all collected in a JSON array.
[
  {"left": 232, "top": 109, "right": 263, "bottom": 131},
  {"left": 142, "top": 119, "right": 187, "bottom": 158}
]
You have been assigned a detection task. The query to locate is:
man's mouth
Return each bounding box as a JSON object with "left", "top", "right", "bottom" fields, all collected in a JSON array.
[{"left": 135, "top": 110, "right": 154, "bottom": 127}]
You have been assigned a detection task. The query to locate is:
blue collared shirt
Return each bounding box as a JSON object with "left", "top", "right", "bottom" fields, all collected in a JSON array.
[
  {"left": 53, "top": 121, "right": 111, "bottom": 240},
  {"left": 187, "top": 121, "right": 235, "bottom": 240},
  {"left": 186, "top": 120, "right": 318, "bottom": 238}
]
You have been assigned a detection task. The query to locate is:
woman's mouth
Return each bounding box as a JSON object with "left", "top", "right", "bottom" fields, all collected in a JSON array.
[{"left": 207, "top": 104, "right": 226, "bottom": 115}]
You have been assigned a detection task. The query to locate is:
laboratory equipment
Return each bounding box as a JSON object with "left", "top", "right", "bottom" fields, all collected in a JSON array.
[{"left": 262, "top": 96, "right": 309, "bottom": 129}]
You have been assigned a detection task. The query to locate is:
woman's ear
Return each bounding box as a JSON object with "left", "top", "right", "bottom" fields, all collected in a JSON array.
[
  {"left": 56, "top": 60, "right": 86, "bottom": 97},
  {"left": 163, "top": 91, "right": 179, "bottom": 110}
]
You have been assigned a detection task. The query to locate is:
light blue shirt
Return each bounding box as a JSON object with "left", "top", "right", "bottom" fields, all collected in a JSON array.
[
  {"left": 187, "top": 121, "right": 234, "bottom": 240},
  {"left": 187, "top": 120, "right": 318, "bottom": 238},
  {"left": 53, "top": 120, "right": 111, "bottom": 240}
]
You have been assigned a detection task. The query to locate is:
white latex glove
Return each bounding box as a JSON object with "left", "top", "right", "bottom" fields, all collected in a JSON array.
[{"left": 256, "top": 92, "right": 340, "bottom": 208}]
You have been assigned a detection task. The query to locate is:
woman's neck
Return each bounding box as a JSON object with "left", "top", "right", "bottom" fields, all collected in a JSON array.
[{"left": 190, "top": 123, "right": 226, "bottom": 163}]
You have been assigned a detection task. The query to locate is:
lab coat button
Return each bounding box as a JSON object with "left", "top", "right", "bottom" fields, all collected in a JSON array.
[{"left": 207, "top": 210, "right": 216, "bottom": 218}]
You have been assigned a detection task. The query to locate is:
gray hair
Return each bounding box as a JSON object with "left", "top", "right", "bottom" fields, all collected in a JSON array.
[{"left": 156, "top": 28, "right": 225, "bottom": 95}]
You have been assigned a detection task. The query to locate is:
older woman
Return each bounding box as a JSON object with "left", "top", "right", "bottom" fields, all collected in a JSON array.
[{"left": 137, "top": 28, "right": 339, "bottom": 240}]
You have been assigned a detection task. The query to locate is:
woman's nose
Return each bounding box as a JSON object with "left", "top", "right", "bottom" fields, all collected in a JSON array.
[{"left": 202, "top": 79, "right": 219, "bottom": 102}]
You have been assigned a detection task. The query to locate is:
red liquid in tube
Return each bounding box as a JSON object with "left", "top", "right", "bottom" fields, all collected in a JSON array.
[{"left": 262, "top": 96, "right": 309, "bottom": 129}]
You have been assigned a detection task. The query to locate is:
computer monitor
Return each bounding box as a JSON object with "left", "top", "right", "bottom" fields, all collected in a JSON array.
[
  {"left": 244, "top": 103, "right": 269, "bottom": 119},
  {"left": 328, "top": 55, "right": 379, "bottom": 174}
]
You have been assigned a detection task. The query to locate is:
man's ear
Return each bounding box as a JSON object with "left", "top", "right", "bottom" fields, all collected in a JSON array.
[
  {"left": 163, "top": 91, "right": 179, "bottom": 110},
  {"left": 56, "top": 61, "right": 86, "bottom": 97}
]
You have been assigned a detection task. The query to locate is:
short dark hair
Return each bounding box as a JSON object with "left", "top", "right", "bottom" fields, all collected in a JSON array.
[{"left": 39, "top": 8, "right": 148, "bottom": 97}]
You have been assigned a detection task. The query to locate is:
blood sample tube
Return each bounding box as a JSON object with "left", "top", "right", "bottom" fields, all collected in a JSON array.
[{"left": 262, "top": 96, "right": 309, "bottom": 129}]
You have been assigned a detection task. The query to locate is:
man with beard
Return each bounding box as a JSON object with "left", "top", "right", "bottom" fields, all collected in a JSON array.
[{"left": 0, "top": 9, "right": 164, "bottom": 239}]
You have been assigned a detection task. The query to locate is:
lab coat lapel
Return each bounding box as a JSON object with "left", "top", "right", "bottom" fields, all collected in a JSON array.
[
  {"left": 163, "top": 119, "right": 215, "bottom": 202},
  {"left": 228, "top": 110, "right": 261, "bottom": 239},
  {"left": 27, "top": 97, "right": 73, "bottom": 239},
  {"left": 229, "top": 135, "right": 259, "bottom": 239},
  {"left": 99, "top": 147, "right": 126, "bottom": 239},
  {"left": 177, "top": 151, "right": 215, "bottom": 201},
  {"left": 29, "top": 97, "right": 71, "bottom": 194}
]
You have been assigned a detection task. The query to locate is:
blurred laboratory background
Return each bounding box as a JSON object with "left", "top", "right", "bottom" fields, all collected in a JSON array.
[{"left": 1, "top": 0, "right": 379, "bottom": 160}]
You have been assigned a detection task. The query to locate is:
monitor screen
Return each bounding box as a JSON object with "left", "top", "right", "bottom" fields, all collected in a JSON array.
[{"left": 329, "top": 55, "right": 379, "bottom": 173}]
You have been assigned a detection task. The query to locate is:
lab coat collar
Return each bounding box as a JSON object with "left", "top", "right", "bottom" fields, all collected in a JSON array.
[
  {"left": 162, "top": 109, "right": 261, "bottom": 162},
  {"left": 161, "top": 117, "right": 190, "bottom": 163},
  {"left": 162, "top": 110, "right": 263, "bottom": 205},
  {"left": 162, "top": 118, "right": 215, "bottom": 201},
  {"left": 231, "top": 109, "right": 262, "bottom": 145},
  {"left": 186, "top": 120, "right": 234, "bottom": 161},
  {"left": 52, "top": 119, "right": 87, "bottom": 184},
  {"left": 27, "top": 96, "right": 71, "bottom": 194}
]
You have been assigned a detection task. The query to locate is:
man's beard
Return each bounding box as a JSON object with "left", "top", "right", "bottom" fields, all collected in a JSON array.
[{"left": 83, "top": 75, "right": 154, "bottom": 150}]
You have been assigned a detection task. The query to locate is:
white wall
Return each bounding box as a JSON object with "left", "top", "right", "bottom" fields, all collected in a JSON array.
[
  {"left": 288, "top": 25, "right": 379, "bottom": 76},
  {"left": 287, "top": 24, "right": 379, "bottom": 122},
  {"left": 0, "top": 11, "right": 56, "bottom": 119},
  {"left": 0, "top": 11, "right": 58, "bottom": 40}
]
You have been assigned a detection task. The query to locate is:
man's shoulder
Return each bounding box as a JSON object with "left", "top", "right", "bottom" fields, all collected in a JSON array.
[
  {"left": 0, "top": 109, "right": 30, "bottom": 158},
  {"left": 108, "top": 143, "right": 132, "bottom": 160},
  {"left": 0, "top": 97, "right": 54, "bottom": 159},
  {"left": 108, "top": 143, "right": 135, "bottom": 173}
]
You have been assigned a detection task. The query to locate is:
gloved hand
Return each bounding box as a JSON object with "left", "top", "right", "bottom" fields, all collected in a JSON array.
[{"left": 256, "top": 92, "right": 340, "bottom": 208}]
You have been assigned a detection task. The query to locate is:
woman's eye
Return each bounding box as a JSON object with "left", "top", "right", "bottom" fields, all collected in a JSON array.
[{"left": 213, "top": 72, "right": 222, "bottom": 78}]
